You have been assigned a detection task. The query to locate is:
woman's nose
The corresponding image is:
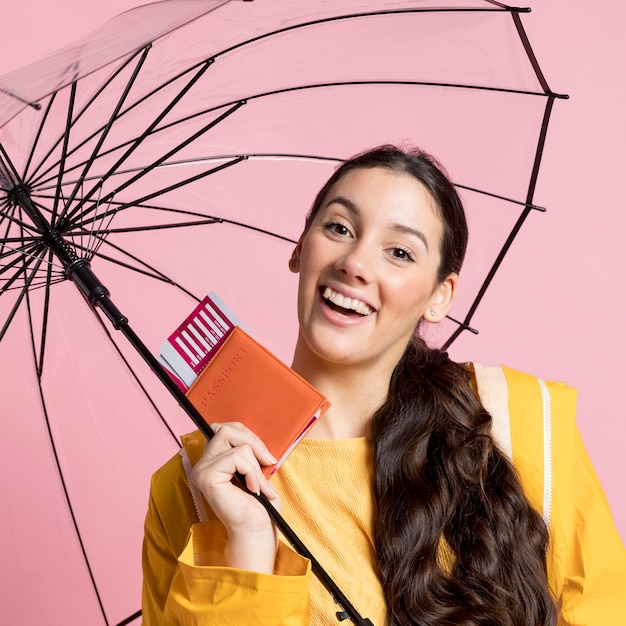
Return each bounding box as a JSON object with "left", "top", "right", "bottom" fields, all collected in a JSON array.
[{"left": 334, "top": 243, "right": 374, "bottom": 284}]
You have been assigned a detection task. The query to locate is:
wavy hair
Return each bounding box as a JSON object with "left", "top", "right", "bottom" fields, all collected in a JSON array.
[{"left": 306, "top": 145, "right": 558, "bottom": 625}]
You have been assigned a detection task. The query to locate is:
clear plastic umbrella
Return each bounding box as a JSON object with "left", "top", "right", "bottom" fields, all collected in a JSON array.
[{"left": 0, "top": 1, "right": 565, "bottom": 623}]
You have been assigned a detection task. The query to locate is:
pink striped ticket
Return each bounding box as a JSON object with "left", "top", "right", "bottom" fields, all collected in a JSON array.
[{"left": 159, "top": 293, "right": 246, "bottom": 391}]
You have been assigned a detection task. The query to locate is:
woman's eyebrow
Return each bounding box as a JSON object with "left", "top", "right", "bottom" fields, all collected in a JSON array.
[
  {"left": 325, "top": 195, "right": 359, "bottom": 215},
  {"left": 390, "top": 223, "right": 429, "bottom": 251},
  {"left": 325, "top": 195, "right": 429, "bottom": 251}
]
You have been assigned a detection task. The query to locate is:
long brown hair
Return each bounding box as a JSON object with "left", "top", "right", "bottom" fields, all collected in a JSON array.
[{"left": 307, "top": 145, "right": 558, "bottom": 625}]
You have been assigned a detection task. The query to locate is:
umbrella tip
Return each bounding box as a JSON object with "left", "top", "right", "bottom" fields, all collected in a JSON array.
[{"left": 0, "top": 86, "right": 42, "bottom": 110}]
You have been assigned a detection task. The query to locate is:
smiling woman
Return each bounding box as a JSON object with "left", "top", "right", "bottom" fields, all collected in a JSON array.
[
  {"left": 288, "top": 151, "right": 459, "bottom": 406},
  {"left": 142, "top": 145, "right": 626, "bottom": 626}
]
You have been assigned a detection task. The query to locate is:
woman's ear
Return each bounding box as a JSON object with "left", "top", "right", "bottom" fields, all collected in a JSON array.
[
  {"left": 425, "top": 273, "right": 458, "bottom": 323},
  {"left": 289, "top": 240, "right": 302, "bottom": 273}
]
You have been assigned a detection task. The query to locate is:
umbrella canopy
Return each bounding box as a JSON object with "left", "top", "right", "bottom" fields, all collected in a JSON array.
[{"left": 0, "top": 1, "right": 566, "bottom": 624}]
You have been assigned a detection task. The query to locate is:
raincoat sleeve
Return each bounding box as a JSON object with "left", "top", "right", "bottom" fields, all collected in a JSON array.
[
  {"left": 142, "top": 452, "right": 312, "bottom": 625},
  {"left": 503, "top": 368, "right": 626, "bottom": 625},
  {"left": 554, "top": 421, "right": 626, "bottom": 625}
]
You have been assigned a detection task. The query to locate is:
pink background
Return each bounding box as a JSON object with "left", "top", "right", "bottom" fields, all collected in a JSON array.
[{"left": 1, "top": 0, "right": 624, "bottom": 618}]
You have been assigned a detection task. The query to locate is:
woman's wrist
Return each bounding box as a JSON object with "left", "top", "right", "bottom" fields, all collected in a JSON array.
[{"left": 224, "top": 526, "right": 278, "bottom": 574}]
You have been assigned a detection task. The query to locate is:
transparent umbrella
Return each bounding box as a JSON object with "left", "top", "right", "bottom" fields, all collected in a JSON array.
[{"left": 0, "top": 1, "right": 566, "bottom": 623}]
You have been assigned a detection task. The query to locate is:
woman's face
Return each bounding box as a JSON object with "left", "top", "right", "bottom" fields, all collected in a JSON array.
[{"left": 290, "top": 166, "right": 457, "bottom": 372}]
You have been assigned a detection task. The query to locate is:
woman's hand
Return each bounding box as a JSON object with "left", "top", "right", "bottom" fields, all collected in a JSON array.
[{"left": 190, "top": 422, "right": 280, "bottom": 573}]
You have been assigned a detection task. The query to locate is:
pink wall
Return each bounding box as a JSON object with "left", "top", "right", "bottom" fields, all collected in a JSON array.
[
  {"left": 470, "top": 1, "right": 626, "bottom": 540},
  {"left": 1, "top": 0, "right": 624, "bottom": 599}
]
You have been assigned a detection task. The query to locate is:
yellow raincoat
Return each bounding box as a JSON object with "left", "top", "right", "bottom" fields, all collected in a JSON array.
[{"left": 142, "top": 366, "right": 626, "bottom": 625}]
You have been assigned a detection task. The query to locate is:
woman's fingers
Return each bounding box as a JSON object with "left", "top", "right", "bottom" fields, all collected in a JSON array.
[
  {"left": 208, "top": 442, "right": 265, "bottom": 496},
  {"left": 190, "top": 422, "right": 280, "bottom": 533},
  {"left": 207, "top": 422, "right": 278, "bottom": 468},
  {"left": 260, "top": 474, "right": 280, "bottom": 504}
]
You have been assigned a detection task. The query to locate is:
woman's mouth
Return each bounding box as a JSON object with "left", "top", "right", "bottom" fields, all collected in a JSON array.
[{"left": 321, "top": 286, "right": 375, "bottom": 317}]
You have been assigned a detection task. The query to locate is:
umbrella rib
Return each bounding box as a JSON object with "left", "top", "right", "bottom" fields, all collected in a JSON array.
[
  {"left": 0, "top": 141, "right": 25, "bottom": 188},
  {"left": 445, "top": 315, "right": 479, "bottom": 335},
  {"left": 92, "top": 312, "right": 180, "bottom": 444},
  {"left": 88, "top": 187, "right": 119, "bottom": 261},
  {"left": 69, "top": 230, "right": 202, "bottom": 303},
  {"left": 206, "top": 215, "right": 298, "bottom": 243},
  {"left": 23, "top": 291, "right": 111, "bottom": 626},
  {"left": 452, "top": 182, "right": 545, "bottom": 211},
  {"left": 50, "top": 80, "right": 77, "bottom": 224},
  {"left": 115, "top": 610, "right": 142, "bottom": 626},
  {"left": 484, "top": 0, "right": 528, "bottom": 10},
  {"left": 42, "top": 150, "right": 540, "bottom": 215},
  {"left": 104, "top": 152, "right": 243, "bottom": 216},
  {"left": 74, "top": 237, "right": 199, "bottom": 293},
  {"left": 242, "top": 79, "right": 566, "bottom": 102},
  {"left": 95, "top": 216, "right": 297, "bottom": 244},
  {"left": 23, "top": 91, "right": 57, "bottom": 182},
  {"left": 44, "top": 150, "right": 543, "bottom": 252},
  {"left": 31, "top": 68, "right": 565, "bottom": 201},
  {"left": 29, "top": 58, "right": 215, "bottom": 192},
  {"left": 522, "top": 94, "right": 557, "bottom": 207},
  {"left": 67, "top": 180, "right": 299, "bottom": 244},
  {"left": 442, "top": 95, "right": 557, "bottom": 350},
  {"left": 0, "top": 241, "right": 45, "bottom": 274},
  {"left": 35, "top": 247, "right": 56, "bottom": 377},
  {"left": 211, "top": 5, "right": 531, "bottom": 61},
  {"left": 65, "top": 111, "right": 245, "bottom": 232},
  {"left": 0, "top": 200, "right": 21, "bottom": 254},
  {"left": 0, "top": 209, "right": 43, "bottom": 235},
  {"left": 442, "top": 207, "right": 533, "bottom": 350},
  {"left": 0, "top": 192, "right": 56, "bottom": 240},
  {"left": 0, "top": 85, "right": 42, "bottom": 109},
  {"left": 26, "top": 47, "right": 154, "bottom": 189},
  {"left": 141, "top": 79, "right": 565, "bottom": 150},
  {"left": 63, "top": 59, "right": 216, "bottom": 224},
  {"left": 0, "top": 249, "right": 45, "bottom": 342},
  {"left": 476, "top": 98, "right": 555, "bottom": 315},
  {"left": 94, "top": 219, "right": 220, "bottom": 234},
  {"left": 75, "top": 154, "right": 246, "bottom": 228},
  {"left": 34, "top": 152, "right": 342, "bottom": 193},
  {"left": 59, "top": 46, "right": 153, "bottom": 225},
  {"left": 512, "top": 11, "right": 565, "bottom": 97}
]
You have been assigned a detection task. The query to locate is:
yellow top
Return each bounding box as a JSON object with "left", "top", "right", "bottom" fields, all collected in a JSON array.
[
  {"left": 142, "top": 366, "right": 626, "bottom": 625},
  {"left": 269, "top": 437, "right": 384, "bottom": 624}
]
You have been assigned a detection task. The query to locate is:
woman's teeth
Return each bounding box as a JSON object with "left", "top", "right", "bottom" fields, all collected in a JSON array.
[{"left": 322, "top": 287, "right": 374, "bottom": 316}]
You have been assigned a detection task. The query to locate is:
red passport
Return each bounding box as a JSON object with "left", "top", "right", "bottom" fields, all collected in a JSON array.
[{"left": 185, "top": 326, "right": 330, "bottom": 476}]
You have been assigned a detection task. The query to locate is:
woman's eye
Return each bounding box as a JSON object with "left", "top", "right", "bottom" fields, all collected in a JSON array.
[
  {"left": 324, "top": 221, "right": 350, "bottom": 236},
  {"left": 390, "top": 247, "right": 415, "bottom": 262}
]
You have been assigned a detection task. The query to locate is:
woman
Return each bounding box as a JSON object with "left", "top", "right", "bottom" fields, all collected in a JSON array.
[{"left": 142, "top": 146, "right": 626, "bottom": 625}]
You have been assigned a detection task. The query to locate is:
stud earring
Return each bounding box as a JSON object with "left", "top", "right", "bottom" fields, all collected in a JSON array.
[{"left": 430, "top": 310, "right": 436, "bottom": 317}]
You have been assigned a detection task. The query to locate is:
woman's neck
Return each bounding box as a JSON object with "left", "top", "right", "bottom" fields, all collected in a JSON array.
[{"left": 291, "top": 343, "right": 395, "bottom": 440}]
